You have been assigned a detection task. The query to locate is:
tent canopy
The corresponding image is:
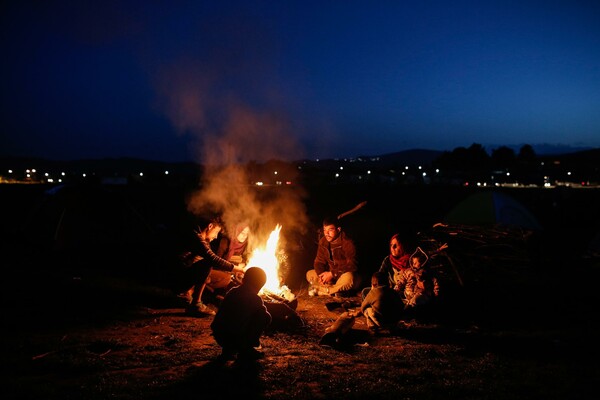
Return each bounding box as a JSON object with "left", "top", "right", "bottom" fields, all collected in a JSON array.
[{"left": 444, "top": 191, "right": 542, "bottom": 231}]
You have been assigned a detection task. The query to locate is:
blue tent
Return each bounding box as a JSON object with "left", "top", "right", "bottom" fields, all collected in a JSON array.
[{"left": 444, "top": 191, "right": 543, "bottom": 231}]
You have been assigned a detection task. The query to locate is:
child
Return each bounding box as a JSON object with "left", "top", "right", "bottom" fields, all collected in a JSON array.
[
  {"left": 210, "top": 267, "right": 272, "bottom": 361},
  {"left": 360, "top": 271, "right": 404, "bottom": 332},
  {"left": 404, "top": 247, "right": 440, "bottom": 308}
]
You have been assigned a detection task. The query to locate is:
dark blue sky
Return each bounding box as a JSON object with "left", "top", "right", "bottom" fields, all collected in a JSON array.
[{"left": 2, "top": 1, "right": 599, "bottom": 163}]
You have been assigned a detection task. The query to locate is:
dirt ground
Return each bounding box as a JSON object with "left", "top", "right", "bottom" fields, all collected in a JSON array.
[
  {"left": 2, "top": 183, "right": 600, "bottom": 399},
  {"left": 2, "top": 268, "right": 599, "bottom": 400}
]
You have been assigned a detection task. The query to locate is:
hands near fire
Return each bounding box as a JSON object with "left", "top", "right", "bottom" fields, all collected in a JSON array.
[{"left": 232, "top": 263, "right": 246, "bottom": 281}]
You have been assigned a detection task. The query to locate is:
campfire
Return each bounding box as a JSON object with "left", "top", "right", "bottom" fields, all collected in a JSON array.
[{"left": 246, "top": 224, "right": 295, "bottom": 304}]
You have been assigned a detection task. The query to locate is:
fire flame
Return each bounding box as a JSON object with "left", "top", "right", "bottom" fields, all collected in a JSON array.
[{"left": 246, "top": 224, "right": 282, "bottom": 293}]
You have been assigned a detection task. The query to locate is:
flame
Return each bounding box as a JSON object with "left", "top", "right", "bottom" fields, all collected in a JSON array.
[{"left": 246, "top": 224, "right": 282, "bottom": 293}]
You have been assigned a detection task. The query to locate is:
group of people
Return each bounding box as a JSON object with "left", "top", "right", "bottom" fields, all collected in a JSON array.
[
  {"left": 305, "top": 217, "right": 446, "bottom": 333},
  {"left": 170, "top": 216, "right": 271, "bottom": 361},
  {"left": 170, "top": 211, "right": 445, "bottom": 361}
]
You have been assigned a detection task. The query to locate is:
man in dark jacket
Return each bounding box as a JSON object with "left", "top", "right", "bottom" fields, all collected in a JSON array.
[
  {"left": 305, "top": 216, "right": 360, "bottom": 296},
  {"left": 173, "top": 216, "right": 245, "bottom": 316}
]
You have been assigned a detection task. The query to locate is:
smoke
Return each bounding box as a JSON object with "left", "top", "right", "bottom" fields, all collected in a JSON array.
[{"left": 153, "top": 19, "right": 309, "bottom": 252}]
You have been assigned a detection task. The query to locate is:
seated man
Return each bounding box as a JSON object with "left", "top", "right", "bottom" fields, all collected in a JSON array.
[{"left": 306, "top": 216, "right": 360, "bottom": 297}]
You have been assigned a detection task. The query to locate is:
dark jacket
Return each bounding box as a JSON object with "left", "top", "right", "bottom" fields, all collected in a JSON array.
[
  {"left": 210, "top": 284, "right": 272, "bottom": 350},
  {"left": 179, "top": 229, "right": 236, "bottom": 272},
  {"left": 313, "top": 231, "right": 357, "bottom": 279}
]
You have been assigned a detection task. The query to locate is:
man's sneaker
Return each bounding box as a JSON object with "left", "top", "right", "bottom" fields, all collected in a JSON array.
[
  {"left": 317, "top": 285, "right": 331, "bottom": 296},
  {"left": 185, "top": 302, "right": 216, "bottom": 316}
]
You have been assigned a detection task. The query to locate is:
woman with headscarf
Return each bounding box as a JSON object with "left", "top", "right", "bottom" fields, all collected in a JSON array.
[
  {"left": 206, "top": 223, "right": 251, "bottom": 298},
  {"left": 360, "top": 233, "right": 411, "bottom": 300}
]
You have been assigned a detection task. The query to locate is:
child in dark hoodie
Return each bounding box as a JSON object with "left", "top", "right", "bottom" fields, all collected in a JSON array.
[
  {"left": 210, "top": 267, "right": 272, "bottom": 361},
  {"left": 360, "top": 271, "right": 404, "bottom": 332}
]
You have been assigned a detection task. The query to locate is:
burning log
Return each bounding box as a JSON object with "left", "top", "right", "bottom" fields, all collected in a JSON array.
[{"left": 262, "top": 288, "right": 305, "bottom": 331}]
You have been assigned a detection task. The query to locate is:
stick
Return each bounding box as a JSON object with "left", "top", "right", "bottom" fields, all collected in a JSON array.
[{"left": 337, "top": 201, "right": 367, "bottom": 220}]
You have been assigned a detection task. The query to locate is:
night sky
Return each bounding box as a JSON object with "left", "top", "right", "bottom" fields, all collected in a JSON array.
[{"left": 2, "top": 0, "right": 599, "bottom": 163}]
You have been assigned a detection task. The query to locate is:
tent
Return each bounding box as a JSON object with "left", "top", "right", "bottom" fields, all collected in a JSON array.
[{"left": 444, "top": 191, "right": 543, "bottom": 231}]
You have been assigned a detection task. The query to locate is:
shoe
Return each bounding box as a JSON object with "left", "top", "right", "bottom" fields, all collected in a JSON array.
[
  {"left": 317, "top": 286, "right": 331, "bottom": 296},
  {"left": 238, "top": 347, "right": 264, "bottom": 361},
  {"left": 185, "top": 302, "right": 216, "bottom": 316}
]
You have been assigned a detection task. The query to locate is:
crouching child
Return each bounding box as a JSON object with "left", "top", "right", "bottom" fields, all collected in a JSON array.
[
  {"left": 360, "top": 271, "right": 404, "bottom": 333},
  {"left": 210, "top": 267, "right": 272, "bottom": 361}
]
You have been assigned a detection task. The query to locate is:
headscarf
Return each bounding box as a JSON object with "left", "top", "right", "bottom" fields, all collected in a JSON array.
[
  {"left": 389, "top": 233, "right": 410, "bottom": 270},
  {"left": 225, "top": 223, "right": 250, "bottom": 261}
]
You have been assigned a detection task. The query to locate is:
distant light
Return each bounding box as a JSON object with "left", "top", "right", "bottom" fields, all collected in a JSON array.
[
  {"left": 44, "top": 172, "right": 49, "bottom": 177},
  {"left": 8, "top": 169, "right": 12, "bottom": 174},
  {"left": 256, "top": 182, "right": 264, "bottom": 186},
  {"left": 26, "top": 169, "right": 30, "bottom": 173},
  {"left": 32, "top": 169, "right": 36, "bottom": 173},
  {"left": 567, "top": 171, "right": 572, "bottom": 176},
  {"left": 339, "top": 166, "right": 343, "bottom": 170},
  {"left": 506, "top": 172, "right": 510, "bottom": 176},
  {"left": 164, "top": 170, "right": 169, "bottom": 175},
  {"left": 286, "top": 181, "right": 292, "bottom": 185},
  {"left": 58, "top": 179, "right": 63, "bottom": 183},
  {"left": 47, "top": 178, "right": 54, "bottom": 183},
  {"left": 422, "top": 172, "right": 427, "bottom": 177},
  {"left": 82, "top": 173, "right": 86, "bottom": 177},
  {"left": 139, "top": 172, "right": 144, "bottom": 176},
  {"left": 367, "top": 170, "right": 371, "bottom": 174},
  {"left": 405, "top": 166, "right": 409, "bottom": 170},
  {"left": 274, "top": 171, "right": 278, "bottom": 175},
  {"left": 435, "top": 169, "right": 439, "bottom": 173},
  {"left": 26, "top": 173, "right": 30, "bottom": 178},
  {"left": 61, "top": 172, "right": 66, "bottom": 176},
  {"left": 335, "top": 173, "right": 340, "bottom": 178},
  {"left": 418, "top": 166, "right": 422, "bottom": 170}
]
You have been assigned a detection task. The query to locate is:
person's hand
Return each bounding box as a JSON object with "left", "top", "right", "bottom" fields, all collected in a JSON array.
[
  {"left": 319, "top": 271, "right": 333, "bottom": 285},
  {"left": 233, "top": 264, "right": 245, "bottom": 274}
]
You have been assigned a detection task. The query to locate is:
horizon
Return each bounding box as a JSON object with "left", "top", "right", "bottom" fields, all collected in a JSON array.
[{"left": 1, "top": 142, "right": 597, "bottom": 165}]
